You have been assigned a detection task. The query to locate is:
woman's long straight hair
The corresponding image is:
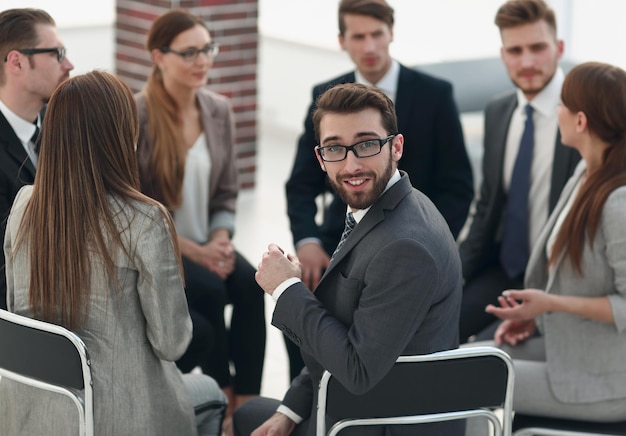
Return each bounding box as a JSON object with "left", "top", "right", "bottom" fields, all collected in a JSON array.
[
  {"left": 142, "top": 9, "right": 209, "bottom": 209},
  {"left": 548, "top": 62, "right": 626, "bottom": 274},
  {"left": 14, "top": 71, "right": 181, "bottom": 329}
]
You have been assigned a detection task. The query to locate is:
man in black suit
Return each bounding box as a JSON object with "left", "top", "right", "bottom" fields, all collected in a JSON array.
[
  {"left": 0, "top": 8, "right": 73, "bottom": 309},
  {"left": 284, "top": 0, "right": 473, "bottom": 378},
  {"left": 458, "top": 0, "right": 580, "bottom": 343}
]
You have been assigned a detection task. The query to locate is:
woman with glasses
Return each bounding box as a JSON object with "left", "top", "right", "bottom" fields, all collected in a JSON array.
[
  {"left": 136, "top": 9, "right": 266, "bottom": 432},
  {"left": 1, "top": 70, "right": 225, "bottom": 435}
]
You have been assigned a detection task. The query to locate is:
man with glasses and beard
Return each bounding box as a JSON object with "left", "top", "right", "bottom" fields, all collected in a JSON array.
[
  {"left": 233, "top": 83, "right": 463, "bottom": 436},
  {"left": 0, "top": 8, "right": 73, "bottom": 309}
]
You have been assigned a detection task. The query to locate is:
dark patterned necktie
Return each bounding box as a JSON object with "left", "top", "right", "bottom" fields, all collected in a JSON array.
[
  {"left": 31, "top": 123, "right": 40, "bottom": 154},
  {"left": 331, "top": 212, "right": 356, "bottom": 260},
  {"left": 500, "top": 104, "right": 534, "bottom": 279}
]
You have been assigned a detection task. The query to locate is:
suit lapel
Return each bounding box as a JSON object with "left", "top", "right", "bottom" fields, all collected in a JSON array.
[
  {"left": 549, "top": 131, "right": 575, "bottom": 212},
  {"left": 394, "top": 65, "right": 413, "bottom": 136},
  {"left": 0, "top": 112, "right": 36, "bottom": 178},
  {"left": 526, "top": 161, "right": 585, "bottom": 291},
  {"left": 492, "top": 95, "right": 517, "bottom": 182},
  {"left": 320, "top": 174, "right": 413, "bottom": 281}
]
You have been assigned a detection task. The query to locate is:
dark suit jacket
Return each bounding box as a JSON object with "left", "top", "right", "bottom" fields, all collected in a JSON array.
[
  {"left": 0, "top": 110, "right": 38, "bottom": 310},
  {"left": 285, "top": 64, "right": 474, "bottom": 254},
  {"left": 459, "top": 90, "right": 580, "bottom": 281},
  {"left": 276, "top": 173, "right": 463, "bottom": 435}
]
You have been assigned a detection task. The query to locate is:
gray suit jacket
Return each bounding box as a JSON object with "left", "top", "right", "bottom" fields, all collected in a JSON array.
[
  {"left": 1, "top": 186, "right": 197, "bottom": 436},
  {"left": 276, "top": 173, "right": 462, "bottom": 435},
  {"left": 527, "top": 161, "right": 626, "bottom": 403},
  {"left": 460, "top": 90, "right": 580, "bottom": 280}
]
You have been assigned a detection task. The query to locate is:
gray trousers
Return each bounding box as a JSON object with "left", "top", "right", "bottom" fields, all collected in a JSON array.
[
  {"left": 182, "top": 373, "right": 227, "bottom": 436},
  {"left": 465, "top": 337, "right": 626, "bottom": 434}
]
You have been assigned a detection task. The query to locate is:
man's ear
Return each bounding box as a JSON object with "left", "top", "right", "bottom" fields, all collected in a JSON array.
[
  {"left": 391, "top": 134, "right": 404, "bottom": 162},
  {"left": 4, "top": 50, "right": 22, "bottom": 72},
  {"left": 315, "top": 148, "right": 327, "bottom": 172}
]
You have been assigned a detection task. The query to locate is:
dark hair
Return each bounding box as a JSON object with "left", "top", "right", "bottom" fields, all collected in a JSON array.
[
  {"left": 312, "top": 83, "right": 397, "bottom": 142},
  {"left": 549, "top": 62, "right": 626, "bottom": 274},
  {"left": 142, "top": 9, "right": 210, "bottom": 209},
  {"left": 0, "top": 8, "right": 55, "bottom": 84},
  {"left": 495, "top": 0, "right": 557, "bottom": 36},
  {"left": 338, "top": 0, "right": 394, "bottom": 36},
  {"left": 16, "top": 71, "right": 180, "bottom": 329}
]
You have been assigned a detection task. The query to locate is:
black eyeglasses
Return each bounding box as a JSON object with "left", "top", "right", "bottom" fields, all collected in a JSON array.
[
  {"left": 3, "top": 47, "right": 66, "bottom": 63},
  {"left": 316, "top": 135, "right": 397, "bottom": 162},
  {"left": 161, "top": 43, "right": 220, "bottom": 62}
]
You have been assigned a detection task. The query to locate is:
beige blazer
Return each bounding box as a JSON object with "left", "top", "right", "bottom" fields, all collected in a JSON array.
[
  {"left": 1, "top": 186, "right": 197, "bottom": 436},
  {"left": 526, "top": 161, "right": 626, "bottom": 403},
  {"left": 135, "top": 86, "right": 238, "bottom": 236}
]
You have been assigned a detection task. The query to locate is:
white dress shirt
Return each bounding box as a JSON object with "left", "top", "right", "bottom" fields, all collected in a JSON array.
[
  {"left": 355, "top": 59, "right": 400, "bottom": 104},
  {"left": 502, "top": 68, "right": 564, "bottom": 248}
]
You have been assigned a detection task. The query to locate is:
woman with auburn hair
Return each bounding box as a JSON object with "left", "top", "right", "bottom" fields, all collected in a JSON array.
[
  {"left": 483, "top": 62, "right": 626, "bottom": 423},
  {"left": 1, "top": 70, "right": 225, "bottom": 436},
  {"left": 136, "top": 9, "right": 266, "bottom": 429}
]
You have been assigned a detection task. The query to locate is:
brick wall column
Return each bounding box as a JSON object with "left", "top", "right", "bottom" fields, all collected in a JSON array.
[{"left": 115, "top": 0, "right": 258, "bottom": 189}]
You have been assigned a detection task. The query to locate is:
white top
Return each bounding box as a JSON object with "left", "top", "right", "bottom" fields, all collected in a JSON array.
[
  {"left": 174, "top": 134, "right": 211, "bottom": 243},
  {"left": 502, "top": 68, "right": 564, "bottom": 248},
  {"left": 0, "top": 98, "right": 39, "bottom": 167},
  {"left": 355, "top": 59, "right": 400, "bottom": 104}
]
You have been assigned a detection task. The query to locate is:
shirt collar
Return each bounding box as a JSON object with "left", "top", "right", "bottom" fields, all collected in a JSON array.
[
  {"left": 516, "top": 67, "right": 564, "bottom": 117},
  {"left": 355, "top": 59, "right": 400, "bottom": 103},
  {"left": 0, "top": 98, "right": 39, "bottom": 145},
  {"left": 349, "top": 169, "right": 401, "bottom": 223}
]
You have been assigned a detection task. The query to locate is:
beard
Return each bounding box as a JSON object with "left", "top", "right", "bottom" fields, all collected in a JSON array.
[{"left": 328, "top": 153, "right": 394, "bottom": 210}]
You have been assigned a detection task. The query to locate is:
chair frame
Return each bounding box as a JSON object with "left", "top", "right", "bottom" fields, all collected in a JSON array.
[
  {"left": 0, "top": 309, "right": 94, "bottom": 436},
  {"left": 316, "top": 346, "right": 514, "bottom": 436},
  {"left": 514, "top": 429, "right": 615, "bottom": 436}
]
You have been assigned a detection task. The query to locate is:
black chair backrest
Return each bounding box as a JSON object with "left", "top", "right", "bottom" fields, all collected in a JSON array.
[
  {"left": 327, "top": 353, "right": 509, "bottom": 419},
  {"left": 0, "top": 313, "right": 84, "bottom": 389}
]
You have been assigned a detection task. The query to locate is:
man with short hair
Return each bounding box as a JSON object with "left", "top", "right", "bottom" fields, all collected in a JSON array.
[
  {"left": 0, "top": 8, "right": 74, "bottom": 309},
  {"left": 459, "top": 0, "right": 580, "bottom": 342},
  {"left": 234, "top": 83, "right": 463, "bottom": 436},
  {"left": 284, "top": 0, "right": 473, "bottom": 378}
]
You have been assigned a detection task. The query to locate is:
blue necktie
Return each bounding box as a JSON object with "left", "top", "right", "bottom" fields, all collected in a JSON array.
[
  {"left": 331, "top": 212, "right": 356, "bottom": 260},
  {"left": 500, "top": 104, "right": 534, "bottom": 279}
]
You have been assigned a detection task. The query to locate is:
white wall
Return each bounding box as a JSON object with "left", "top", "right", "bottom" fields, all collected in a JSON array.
[
  {"left": 5, "top": 1, "right": 626, "bottom": 74},
  {"left": 1, "top": 0, "right": 116, "bottom": 75}
]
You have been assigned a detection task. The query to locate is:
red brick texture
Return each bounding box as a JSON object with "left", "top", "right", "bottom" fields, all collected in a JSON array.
[{"left": 116, "top": 0, "right": 259, "bottom": 188}]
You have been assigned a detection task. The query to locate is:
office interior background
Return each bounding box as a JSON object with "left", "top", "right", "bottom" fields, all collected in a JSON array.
[{"left": 3, "top": 0, "right": 625, "bottom": 399}]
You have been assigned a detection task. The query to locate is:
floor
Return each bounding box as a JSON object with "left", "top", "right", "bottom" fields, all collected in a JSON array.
[{"left": 231, "top": 121, "right": 298, "bottom": 401}]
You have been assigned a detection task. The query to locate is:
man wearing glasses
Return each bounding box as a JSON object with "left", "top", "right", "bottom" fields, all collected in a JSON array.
[
  {"left": 0, "top": 8, "right": 74, "bottom": 309},
  {"left": 283, "top": 0, "right": 473, "bottom": 380},
  {"left": 233, "top": 83, "right": 463, "bottom": 436}
]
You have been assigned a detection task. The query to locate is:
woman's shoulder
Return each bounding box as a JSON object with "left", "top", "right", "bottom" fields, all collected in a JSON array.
[
  {"left": 8, "top": 185, "right": 34, "bottom": 224},
  {"left": 196, "top": 86, "right": 232, "bottom": 111},
  {"left": 108, "top": 195, "right": 170, "bottom": 232},
  {"left": 602, "top": 185, "right": 626, "bottom": 229}
]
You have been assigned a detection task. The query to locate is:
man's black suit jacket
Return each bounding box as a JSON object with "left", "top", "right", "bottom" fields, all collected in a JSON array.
[
  {"left": 0, "top": 111, "right": 38, "bottom": 310},
  {"left": 459, "top": 90, "right": 581, "bottom": 281},
  {"left": 285, "top": 64, "right": 474, "bottom": 254}
]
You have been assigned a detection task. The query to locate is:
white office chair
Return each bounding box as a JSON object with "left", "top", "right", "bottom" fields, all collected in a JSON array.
[
  {"left": 316, "top": 346, "right": 515, "bottom": 436},
  {"left": 0, "top": 309, "right": 94, "bottom": 436}
]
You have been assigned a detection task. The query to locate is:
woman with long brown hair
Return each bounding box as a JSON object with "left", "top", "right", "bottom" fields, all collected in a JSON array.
[
  {"left": 1, "top": 70, "right": 225, "bottom": 435},
  {"left": 484, "top": 62, "right": 626, "bottom": 422},
  {"left": 136, "top": 9, "right": 266, "bottom": 429}
]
